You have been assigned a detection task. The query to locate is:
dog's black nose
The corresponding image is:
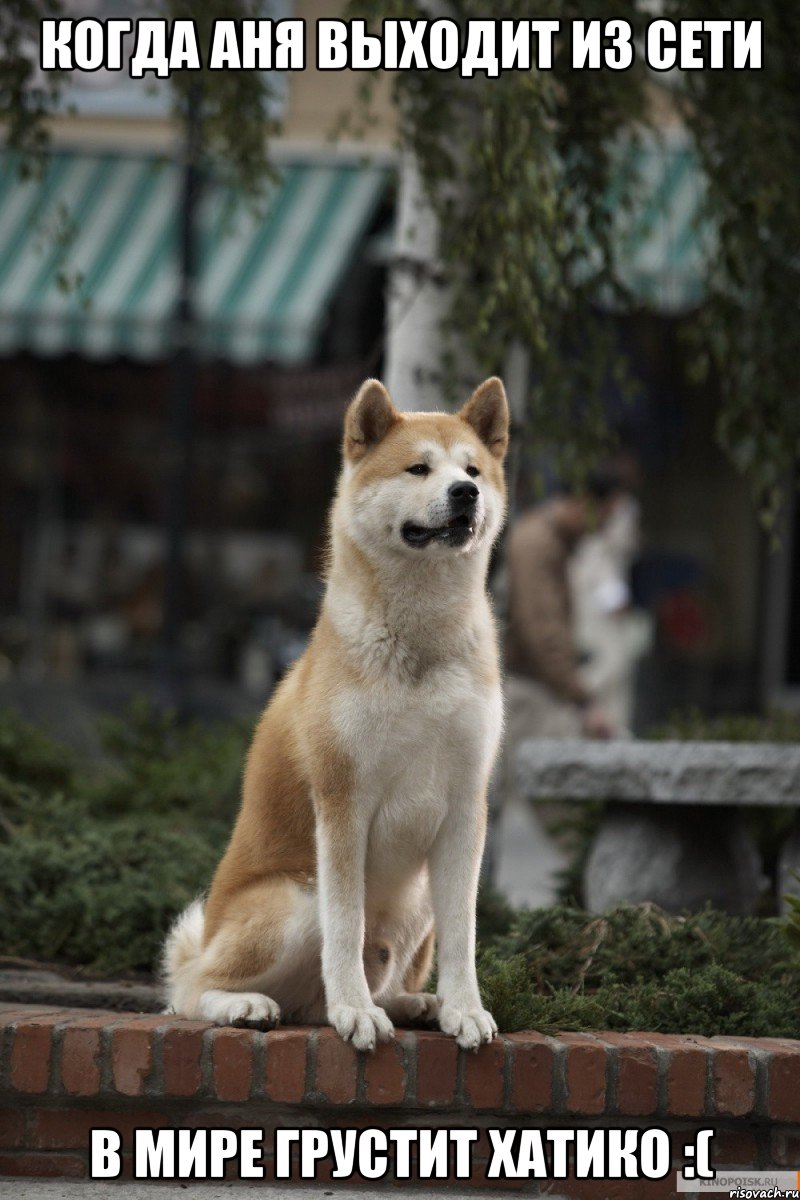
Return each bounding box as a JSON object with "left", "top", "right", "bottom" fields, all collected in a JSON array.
[{"left": 448, "top": 480, "right": 479, "bottom": 508}]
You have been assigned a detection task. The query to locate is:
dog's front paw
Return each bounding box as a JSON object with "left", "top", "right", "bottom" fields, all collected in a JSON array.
[
  {"left": 329, "top": 1003, "right": 394, "bottom": 1051},
  {"left": 438, "top": 1002, "right": 497, "bottom": 1050}
]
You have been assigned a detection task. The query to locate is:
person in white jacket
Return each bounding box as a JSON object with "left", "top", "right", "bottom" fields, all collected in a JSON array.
[{"left": 570, "top": 492, "right": 652, "bottom": 734}]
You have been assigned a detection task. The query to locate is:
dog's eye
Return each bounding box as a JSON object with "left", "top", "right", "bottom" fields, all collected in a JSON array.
[
  {"left": 466, "top": 465, "right": 480, "bottom": 478},
  {"left": 406, "top": 463, "right": 430, "bottom": 476}
]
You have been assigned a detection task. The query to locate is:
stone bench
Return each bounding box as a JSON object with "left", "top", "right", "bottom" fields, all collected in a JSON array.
[{"left": 516, "top": 740, "right": 800, "bottom": 914}]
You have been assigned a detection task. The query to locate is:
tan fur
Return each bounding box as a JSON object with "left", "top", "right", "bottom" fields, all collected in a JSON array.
[
  {"left": 164, "top": 377, "right": 509, "bottom": 1050},
  {"left": 403, "top": 928, "right": 436, "bottom": 994}
]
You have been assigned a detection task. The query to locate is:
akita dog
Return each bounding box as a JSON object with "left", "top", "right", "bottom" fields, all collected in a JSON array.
[{"left": 163, "top": 376, "right": 509, "bottom": 1051}]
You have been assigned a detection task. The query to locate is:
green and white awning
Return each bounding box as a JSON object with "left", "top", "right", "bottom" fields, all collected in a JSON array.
[
  {"left": 610, "top": 133, "right": 712, "bottom": 313},
  {"left": 0, "top": 135, "right": 708, "bottom": 362},
  {"left": 0, "top": 151, "right": 389, "bottom": 363}
]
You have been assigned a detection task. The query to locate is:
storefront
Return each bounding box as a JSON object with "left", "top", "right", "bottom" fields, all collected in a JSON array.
[{"left": 0, "top": 148, "right": 392, "bottom": 684}]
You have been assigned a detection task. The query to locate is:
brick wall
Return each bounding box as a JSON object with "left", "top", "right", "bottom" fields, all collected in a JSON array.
[{"left": 1, "top": 1004, "right": 799, "bottom": 1196}]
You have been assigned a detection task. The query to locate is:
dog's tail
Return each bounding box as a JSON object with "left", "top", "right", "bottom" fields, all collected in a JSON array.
[{"left": 161, "top": 898, "right": 206, "bottom": 1014}]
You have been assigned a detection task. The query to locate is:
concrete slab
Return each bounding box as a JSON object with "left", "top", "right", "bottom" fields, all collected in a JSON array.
[{"left": 517, "top": 738, "right": 800, "bottom": 806}]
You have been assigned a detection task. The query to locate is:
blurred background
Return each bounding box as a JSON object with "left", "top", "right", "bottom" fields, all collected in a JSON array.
[{"left": 0, "top": 2, "right": 796, "bottom": 740}]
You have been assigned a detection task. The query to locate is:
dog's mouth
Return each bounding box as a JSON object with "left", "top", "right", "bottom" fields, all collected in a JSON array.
[{"left": 401, "top": 513, "right": 477, "bottom": 548}]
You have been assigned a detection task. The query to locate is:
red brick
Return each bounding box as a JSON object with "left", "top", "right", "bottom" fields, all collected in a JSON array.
[
  {"left": 182, "top": 1110, "right": 277, "bottom": 1133},
  {"left": 0, "top": 1006, "right": 64, "bottom": 1024},
  {"left": 473, "top": 1174, "right": 526, "bottom": 1192},
  {"left": 211, "top": 1028, "right": 254, "bottom": 1102},
  {"left": 314, "top": 1029, "right": 358, "bottom": 1104},
  {"left": 119, "top": 1153, "right": 136, "bottom": 1180},
  {"left": 665, "top": 1042, "right": 708, "bottom": 1118},
  {"left": 264, "top": 1029, "right": 308, "bottom": 1103},
  {"left": 10, "top": 1019, "right": 58, "bottom": 1093},
  {"left": 769, "top": 1047, "right": 800, "bottom": 1122},
  {"left": 29, "top": 1108, "right": 168, "bottom": 1150},
  {"left": 162, "top": 1022, "right": 207, "bottom": 1097},
  {"left": 111, "top": 1024, "right": 156, "bottom": 1096},
  {"left": 602, "top": 1034, "right": 658, "bottom": 1116},
  {"left": 711, "top": 1129, "right": 759, "bottom": 1166},
  {"left": 61, "top": 1010, "right": 125, "bottom": 1025},
  {"left": 0, "top": 1152, "right": 86, "bottom": 1178},
  {"left": 0, "top": 1107, "right": 26, "bottom": 1148},
  {"left": 712, "top": 1047, "right": 755, "bottom": 1117},
  {"left": 464, "top": 1036, "right": 506, "bottom": 1110},
  {"left": 364, "top": 1035, "right": 407, "bottom": 1105},
  {"left": 415, "top": 1032, "right": 458, "bottom": 1106},
  {"left": 747, "top": 1037, "right": 800, "bottom": 1053},
  {"left": 562, "top": 1033, "right": 606, "bottom": 1115},
  {"left": 771, "top": 1127, "right": 800, "bottom": 1167},
  {"left": 556, "top": 1176, "right": 678, "bottom": 1200},
  {"left": 508, "top": 1033, "right": 555, "bottom": 1114},
  {"left": 56, "top": 1013, "right": 122, "bottom": 1098},
  {"left": 60, "top": 1027, "right": 103, "bottom": 1097}
]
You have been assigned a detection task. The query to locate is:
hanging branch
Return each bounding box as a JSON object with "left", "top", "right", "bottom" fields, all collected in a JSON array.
[{"left": 349, "top": 0, "right": 800, "bottom": 517}]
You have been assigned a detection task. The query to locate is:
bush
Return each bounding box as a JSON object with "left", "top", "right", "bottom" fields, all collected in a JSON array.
[
  {"left": 90, "top": 697, "right": 248, "bottom": 819},
  {"left": 648, "top": 707, "right": 800, "bottom": 743},
  {"left": 0, "top": 708, "right": 74, "bottom": 792},
  {"left": 0, "top": 701, "right": 247, "bottom": 974},
  {"left": 475, "top": 897, "right": 800, "bottom": 1037}
]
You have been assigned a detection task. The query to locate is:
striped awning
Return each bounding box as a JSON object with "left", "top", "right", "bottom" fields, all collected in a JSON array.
[
  {"left": 0, "top": 151, "right": 389, "bottom": 364},
  {"left": 610, "top": 133, "right": 712, "bottom": 313}
]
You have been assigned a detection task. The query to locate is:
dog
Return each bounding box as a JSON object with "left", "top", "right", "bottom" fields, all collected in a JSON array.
[{"left": 163, "top": 376, "right": 509, "bottom": 1051}]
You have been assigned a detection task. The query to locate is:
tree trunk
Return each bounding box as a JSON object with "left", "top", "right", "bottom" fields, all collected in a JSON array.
[{"left": 383, "top": 151, "right": 451, "bottom": 412}]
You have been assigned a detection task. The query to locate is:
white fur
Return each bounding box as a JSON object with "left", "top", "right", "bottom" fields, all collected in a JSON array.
[
  {"left": 315, "top": 431, "right": 504, "bottom": 1049},
  {"left": 161, "top": 897, "right": 204, "bottom": 993},
  {"left": 199, "top": 990, "right": 281, "bottom": 1027}
]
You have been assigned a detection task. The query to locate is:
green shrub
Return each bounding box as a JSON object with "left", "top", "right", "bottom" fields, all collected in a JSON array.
[
  {"left": 475, "top": 902, "right": 800, "bottom": 1037},
  {"left": 0, "top": 708, "right": 74, "bottom": 791},
  {"left": 493, "top": 903, "right": 794, "bottom": 989},
  {"left": 0, "top": 812, "right": 226, "bottom": 974},
  {"left": 0, "top": 701, "right": 246, "bottom": 975},
  {"left": 648, "top": 707, "right": 800, "bottom": 743},
  {"left": 90, "top": 697, "right": 248, "bottom": 819},
  {"left": 478, "top": 958, "right": 800, "bottom": 1040}
]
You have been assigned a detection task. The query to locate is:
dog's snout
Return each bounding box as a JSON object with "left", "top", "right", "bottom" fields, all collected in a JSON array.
[{"left": 448, "top": 480, "right": 479, "bottom": 508}]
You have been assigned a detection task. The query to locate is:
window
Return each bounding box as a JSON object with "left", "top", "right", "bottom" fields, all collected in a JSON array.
[{"left": 52, "top": 0, "right": 291, "bottom": 120}]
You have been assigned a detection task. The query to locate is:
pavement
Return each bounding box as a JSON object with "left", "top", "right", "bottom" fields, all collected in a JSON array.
[{"left": 1, "top": 1185, "right": 520, "bottom": 1199}]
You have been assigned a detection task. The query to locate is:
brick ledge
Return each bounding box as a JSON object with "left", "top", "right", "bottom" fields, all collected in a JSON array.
[
  {"left": 2, "top": 1002, "right": 799, "bottom": 1118},
  {"left": 2, "top": 1003, "right": 800, "bottom": 1192}
]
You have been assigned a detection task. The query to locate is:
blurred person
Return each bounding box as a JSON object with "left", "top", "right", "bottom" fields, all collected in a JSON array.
[
  {"left": 489, "top": 469, "right": 628, "bottom": 909},
  {"left": 504, "top": 468, "right": 627, "bottom": 743},
  {"left": 570, "top": 490, "right": 653, "bottom": 733}
]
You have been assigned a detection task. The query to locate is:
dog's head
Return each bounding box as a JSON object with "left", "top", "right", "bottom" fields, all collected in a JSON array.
[{"left": 336, "top": 378, "right": 509, "bottom": 562}]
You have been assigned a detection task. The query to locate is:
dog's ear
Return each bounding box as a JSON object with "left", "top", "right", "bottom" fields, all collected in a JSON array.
[
  {"left": 344, "top": 379, "right": 400, "bottom": 462},
  {"left": 459, "top": 377, "right": 509, "bottom": 460}
]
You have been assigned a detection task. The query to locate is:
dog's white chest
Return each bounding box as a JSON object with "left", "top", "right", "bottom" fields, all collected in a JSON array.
[
  {"left": 335, "top": 661, "right": 496, "bottom": 777},
  {"left": 333, "top": 662, "right": 501, "bottom": 885}
]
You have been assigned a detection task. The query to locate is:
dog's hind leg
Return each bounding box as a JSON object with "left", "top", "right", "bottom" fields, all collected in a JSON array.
[
  {"left": 380, "top": 925, "right": 440, "bottom": 1026},
  {"left": 164, "top": 876, "right": 322, "bottom": 1027},
  {"left": 198, "top": 988, "right": 281, "bottom": 1029}
]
